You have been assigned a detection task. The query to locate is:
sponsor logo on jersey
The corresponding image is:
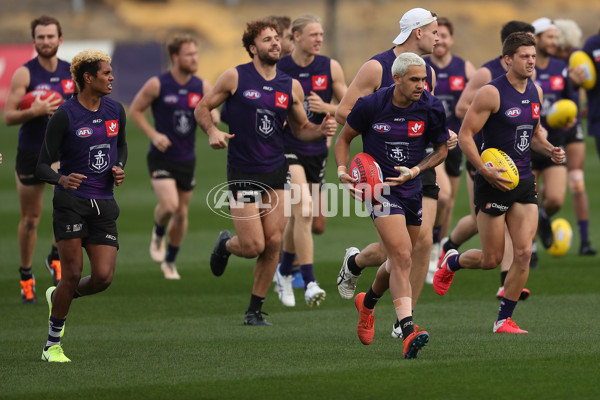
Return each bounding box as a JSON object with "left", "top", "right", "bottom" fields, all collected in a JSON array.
[
  {"left": 188, "top": 92, "right": 202, "bottom": 108},
  {"left": 61, "top": 79, "right": 75, "bottom": 94},
  {"left": 505, "top": 107, "right": 521, "bottom": 117},
  {"left": 449, "top": 76, "right": 465, "bottom": 91},
  {"left": 163, "top": 94, "right": 178, "bottom": 104},
  {"left": 243, "top": 90, "right": 261, "bottom": 99},
  {"left": 408, "top": 121, "right": 424, "bottom": 137},
  {"left": 372, "top": 123, "right": 391, "bottom": 133},
  {"left": 35, "top": 83, "right": 51, "bottom": 90},
  {"left": 312, "top": 75, "right": 328, "bottom": 91},
  {"left": 532, "top": 103, "right": 540, "bottom": 119},
  {"left": 522, "top": 99, "right": 530, "bottom": 104},
  {"left": 593, "top": 49, "right": 600, "bottom": 63},
  {"left": 105, "top": 120, "right": 119, "bottom": 137},
  {"left": 550, "top": 76, "right": 564, "bottom": 91},
  {"left": 275, "top": 92, "right": 289, "bottom": 109},
  {"left": 424, "top": 82, "right": 430, "bottom": 92},
  {"left": 76, "top": 127, "right": 93, "bottom": 138}
]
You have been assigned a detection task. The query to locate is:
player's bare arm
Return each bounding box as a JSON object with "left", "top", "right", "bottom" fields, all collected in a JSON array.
[
  {"left": 195, "top": 67, "right": 238, "bottom": 149},
  {"left": 130, "top": 77, "right": 172, "bottom": 152},
  {"left": 455, "top": 67, "right": 493, "bottom": 119},
  {"left": 335, "top": 60, "right": 383, "bottom": 125},
  {"left": 287, "top": 79, "right": 337, "bottom": 141},
  {"left": 202, "top": 79, "right": 221, "bottom": 125},
  {"left": 334, "top": 123, "right": 361, "bottom": 198}
]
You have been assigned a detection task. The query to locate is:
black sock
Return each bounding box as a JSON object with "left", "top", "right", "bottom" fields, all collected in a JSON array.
[
  {"left": 248, "top": 294, "right": 265, "bottom": 313},
  {"left": 400, "top": 316, "right": 415, "bottom": 339},
  {"left": 49, "top": 246, "right": 59, "bottom": 260},
  {"left": 19, "top": 266, "right": 33, "bottom": 281},
  {"left": 444, "top": 237, "right": 459, "bottom": 252},
  {"left": 347, "top": 255, "right": 362, "bottom": 276},
  {"left": 500, "top": 271, "right": 508, "bottom": 286},
  {"left": 363, "top": 287, "right": 382, "bottom": 309}
]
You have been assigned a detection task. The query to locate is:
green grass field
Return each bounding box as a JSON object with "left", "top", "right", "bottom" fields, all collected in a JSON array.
[{"left": 1, "top": 116, "right": 599, "bottom": 400}]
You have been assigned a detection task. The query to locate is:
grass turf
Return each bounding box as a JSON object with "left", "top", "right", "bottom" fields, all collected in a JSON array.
[{"left": 1, "top": 116, "right": 599, "bottom": 399}]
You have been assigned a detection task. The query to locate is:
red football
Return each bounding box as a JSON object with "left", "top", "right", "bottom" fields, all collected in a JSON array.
[
  {"left": 19, "top": 89, "right": 63, "bottom": 110},
  {"left": 349, "top": 152, "right": 383, "bottom": 202}
]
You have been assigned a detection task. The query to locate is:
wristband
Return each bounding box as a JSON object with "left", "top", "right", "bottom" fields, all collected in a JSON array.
[
  {"left": 337, "top": 165, "right": 348, "bottom": 178},
  {"left": 410, "top": 166, "right": 420, "bottom": 179}
]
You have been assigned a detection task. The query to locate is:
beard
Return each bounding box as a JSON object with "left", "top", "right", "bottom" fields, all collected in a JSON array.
[
  {"left": 256, "top": 47, "right": 280, "bottom": 65},
  {"left": 36, "top": 42, "right": 59, "bottom": 59}
]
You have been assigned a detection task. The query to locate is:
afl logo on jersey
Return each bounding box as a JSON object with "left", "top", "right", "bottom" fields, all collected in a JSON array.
[
  {"left": 163, "top": 95, "right": 178, "bottom": 104},
  {"left": 76, "top": 127, "right": 93, "bottom": 138},
  {"left": 243, "top": 90, "right": 261, "bottom": 99},
  {"left": 505, "top": 107, "right": 522, "bottom": 118},
  {"left": 372, "top": 123, "right": 391, "bottom": 133}
]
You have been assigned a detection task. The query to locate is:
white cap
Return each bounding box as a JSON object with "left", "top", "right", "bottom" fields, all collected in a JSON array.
[
  {"left": 393, "top": 8, "right": 437, "bottom": 45},
  {"left": 532, "top": 17, "right": 557, "bottom": 35}
]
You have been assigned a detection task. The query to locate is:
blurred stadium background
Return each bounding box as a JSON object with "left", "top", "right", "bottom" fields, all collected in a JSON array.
[{"left": 1, "top": 0, "right": 599, "bottom": 106}]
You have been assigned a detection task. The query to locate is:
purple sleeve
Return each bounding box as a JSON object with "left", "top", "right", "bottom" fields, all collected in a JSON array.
[{"left": 346, "top": 96, "right": 373, "bottom": 134}]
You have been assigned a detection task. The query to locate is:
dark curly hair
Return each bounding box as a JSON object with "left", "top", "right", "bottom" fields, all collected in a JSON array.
[{"left": 242, "top": 20, "right": 279, "bottom": 58}]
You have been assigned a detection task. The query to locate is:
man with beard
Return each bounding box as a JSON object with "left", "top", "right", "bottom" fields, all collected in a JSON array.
[
  {"left": 195, "top": 20, "right": 337, "bottom": 326},
  {"left": 130, "top": 35, "right": 219, "bottom": 280},
  {"left": 4, "top": 16, "right": 75, "bottom": 303}
]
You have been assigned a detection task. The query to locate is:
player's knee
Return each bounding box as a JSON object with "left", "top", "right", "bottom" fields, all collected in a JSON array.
[
  {"left": 93, "top": 271, "right": 114, "bottom": 291},
  {"left": 239, "top": 239, "right": 265, "bottom": 258},
  {"left": 543, "top": 198, "right": 562, "bottom": 216},
  {"left": 568, "top": 169, "right": 585, "bottom": 194},
  {"left": 387, "top": 248, "right": 411, "bottom": 270},
  {"left": 20, "top": 215, "right": 41, "bottom": 232},
  {"left": 481, "top": 254, "right": 501, "bottom": 270},
  {"left": 513, "top": 245, "right": 532, "bottom": 266}
]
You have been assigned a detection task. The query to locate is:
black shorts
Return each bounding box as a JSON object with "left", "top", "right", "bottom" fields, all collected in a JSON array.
[
  {"left": 474, "top": 175, "right": 538, "bottom": 216},
  {"left": 16, "top": 149, "right": 44, "bottom": 185},
  {"left": 563, "top": 123, "right": 585, "bottom": 146},
  {"left": 52, "top": 190, "right": 120, "bottom": 247},
  {"left": 421, "top": 168, "right": 439, "bottom": 200},
  {"left": 531, "top": 134, "right": 567, "bottom": 170},
  {"left": 147, "top": 152, "right": 196, "bottom": 191},
  {"left": 227, "top": 163, "right": 290, "bottom": 203},
  {"left": 445, "top": 146, "right": 464, "bottom": 177},
  {"left": 465, "top": 159, "right": 476, "bottom": 181},
  {"left": 285, "top": 148, "right": 328, "bottom": 185}
]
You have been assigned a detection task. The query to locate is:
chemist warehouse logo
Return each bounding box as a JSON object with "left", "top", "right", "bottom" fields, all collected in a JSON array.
[{"left": 485, "top": 202, "right": 509, "bottom": 212}]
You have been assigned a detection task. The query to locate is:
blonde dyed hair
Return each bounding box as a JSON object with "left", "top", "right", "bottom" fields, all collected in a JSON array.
[
  {"left": 554, "top": 19, "right": 582, "bottom": 51},
  {"left": 70, "top": 49, "right": 112, "bottom": 91}
]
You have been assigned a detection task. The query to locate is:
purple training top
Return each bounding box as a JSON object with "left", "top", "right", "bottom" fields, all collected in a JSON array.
[
  {"left": 57, "top": 96, "right": 124, "bottom": 199},
  {"left": 18, "top": 58, "right": 75, "bottom": 153},
  {"left": 424, "top": 55, "right": 468, "bottom": 132},
  {"left": 534, "top": 56, "right": 573, "bottom": 140},
  {"left": 225, "top": 62, "right": 293, "bottom": 174},
  {"left": 371, "top": 47, "right": 434, "bottom": 91},
  {"left": 150, "top": 71, "right": 204, "bottom": 162},
  {"left": 347, "top": 85, "right": 449, "bottom": 197},
  {"left": 481, "top": 75, "right": 541, "bottom": 180},
  {"left": 583, "top": 34, "right": 600, "bottom": 137}
]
